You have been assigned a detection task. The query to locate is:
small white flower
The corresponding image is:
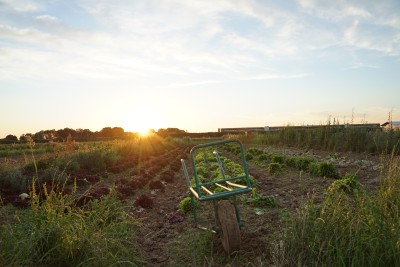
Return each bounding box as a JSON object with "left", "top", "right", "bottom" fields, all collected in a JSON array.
[{"left": 19, "top": 193, "right": 29, "bottom": 200}]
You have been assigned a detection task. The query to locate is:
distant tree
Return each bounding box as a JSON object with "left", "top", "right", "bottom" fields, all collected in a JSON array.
[
  {"left": 111, "top": 127, "right": 124, "bottom": 138},
  {"left": 43, "top": 129, "right": 57, "bottom": 140},
  {"left": 19, "top": 134, "right": 26, "bottom": 142},
  {"left": 5, "top": 134, "right": 18, "bottom": 141},
  {"left": 19, "top": 133, "right": 33, "bottom": 142},
  {"left": 157, "top": 128, "right": 186, "bottom": 137},
  {"left": 76, "top": 128, "right": 93, "bottom": 140},
  {"left": 100, "top": 127, "right": 113, "bottom": 138},
  {"left": 56, "top": 128, "right": 77, "bottom": 141},
  {"left": 33, "top": 131, "right": 45, "bottom": 141},
  {"left": 100, "top": 127, "right": 125, "bottom": 139}
]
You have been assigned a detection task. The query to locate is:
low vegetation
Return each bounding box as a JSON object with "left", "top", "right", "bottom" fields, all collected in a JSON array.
[
  {"left": 248, "top": 126, "right": 400, "bottom": 154},
  {"left": 278, "top": 154, "right": 400, "bottom": 266},
  {"left": 1, "top": 128, "right": 399, "bottom": 266},
  {"left": 0, "top": 186, "right": 141, "bottom": 266}
]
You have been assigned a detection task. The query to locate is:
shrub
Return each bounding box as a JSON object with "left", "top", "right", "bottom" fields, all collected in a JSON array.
[{"left": 258, "top": 153, "right": 269, "bottom": 161}]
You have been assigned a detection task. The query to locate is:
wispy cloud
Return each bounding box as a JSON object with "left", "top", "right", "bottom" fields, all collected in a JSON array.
[
  {"left": 1, "top": 0, "right": 42, "bottom": 12},
  {"left": 238, "top": 73, "right": 312, "bottom": 81}
]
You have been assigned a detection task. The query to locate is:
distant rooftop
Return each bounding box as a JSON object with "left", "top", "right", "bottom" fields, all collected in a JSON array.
[{"left": 381, "top": 121, "right": 400, "bottom": 127}]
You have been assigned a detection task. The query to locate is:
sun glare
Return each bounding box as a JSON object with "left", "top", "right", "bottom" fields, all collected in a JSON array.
[
  {"left": 138, "top": 128, "right": 152, "bottom": 137},
  {"left": 122, "top": 109, "right": 162, "bottom": 137}
]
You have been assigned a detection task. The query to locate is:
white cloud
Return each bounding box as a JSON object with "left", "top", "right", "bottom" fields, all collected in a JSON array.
[
  {"left": 344, "top": 20, "right": 359, "bottom": 44},
  {"left": 35, "top": 15, "right": 60, "bottom": 24},
  {"left": 0, "top": 24, "right": 53, "bottom": 45},
  {"left": 1, "top": 0, "right": 42, "bottom": 12},
  {"left": 238, "top": 73, "right": 312, "bottom": 81}
]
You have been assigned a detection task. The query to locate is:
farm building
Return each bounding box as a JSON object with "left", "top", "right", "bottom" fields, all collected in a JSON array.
[
  {"left": 219, "top": 123, "right": 381, "bottom": 133},
  {"left": 381, "top": 121, "right": 400, "bottom": 131},
  {"left": 218, "top": 127, "right": 265, "bottom": 133}
]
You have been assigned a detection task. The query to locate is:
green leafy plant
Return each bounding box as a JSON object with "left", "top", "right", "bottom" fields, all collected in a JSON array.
[
  {"left": 258, "top": 153, "right": 269, "bottom": 161},
  {"left": 309, "top": 161, "right": 339, "bottom": 178},
  {"left": 246, "top": 188, "right": 277, "bottom": 207},
  {"left": 271, "top": 154, "right": 286, "bottom": 164},
  {"left": 327, "top": 172, "right": 361, "bottom": 195},
  {"left": 294, "top": 156, "right": 316, "bottom": 170},
  {"left": 245, "top": 153, "right": 254, "bottom": 161},
  {"left": 179, "top": 196, "right": 199, "bottom": 214},
  {"left": 267, "top": 162, "right": 283, "bottom": 175}
]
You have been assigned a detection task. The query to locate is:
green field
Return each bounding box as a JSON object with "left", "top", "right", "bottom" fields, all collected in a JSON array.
[{"left": 1, "top": 129, "right": 400, "bottom": 266}]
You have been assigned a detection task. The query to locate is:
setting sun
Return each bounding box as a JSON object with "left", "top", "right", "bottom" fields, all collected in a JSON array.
[
  {"left": 138, "top": 128, "right": 153, "bottom": 137},
  {"left": 121, "top": 108, "right": 163, "bottom": 136}
]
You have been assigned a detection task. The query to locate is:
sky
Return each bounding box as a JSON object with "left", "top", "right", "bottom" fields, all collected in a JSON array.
[{"left": 1, "top": 0, "right": 400, "bottom": 138}]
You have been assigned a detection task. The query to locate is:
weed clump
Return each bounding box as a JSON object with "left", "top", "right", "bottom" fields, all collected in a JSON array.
[
  {"left": 267, "top": 162, "right": 283, "bottom": 175},
  {"left": 179, "top": 196, "right": 199, "bottom": 214},
  {"left": 246, "top": 188, "right": 277, "bottom": 207},
  {"left": 0, "top": 186, "right": 141, "bottom": 266},
  {"left": 309, "top": 161, "right": 339, "bottom": 178},
  {"left": 327, "top": 172, "right": 361, "bottom": 195}
]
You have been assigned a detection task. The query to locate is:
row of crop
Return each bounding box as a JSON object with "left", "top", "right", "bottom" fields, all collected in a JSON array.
[
  {"left": 0, "top": 138, "right": 183, "bottom": 208},
  {"left": 113, "top": 146, "right": 187, "bottom": 207},
  {"left": 226, "top": 146, "right": 340, "bottom": 179},
  {"left": 179, "top": 144, "right": 276, "bottom": 213},
  {"left": 0, "top": 138, "right": 190, "bottom": 266},
  {"left": 226, "top": 144, "right": 397, "bottom": 267},
  {"left": 191, "top": 147, "right": 256, "bottom": 188}
]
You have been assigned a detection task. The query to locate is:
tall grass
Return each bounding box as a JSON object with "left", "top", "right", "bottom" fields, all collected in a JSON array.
[
  {"left": 249, "top": 127, "right": 400, "bottom": 154},
  {"left": 278, "top": 152, "right": 400, "bottom": 266},
  {"left": 0, "top": 184, "right": 141, "bottom": 266}
]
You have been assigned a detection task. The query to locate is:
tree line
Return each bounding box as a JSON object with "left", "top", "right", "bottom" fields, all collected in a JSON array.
[{"left": 0, "top": 127, "right": 192, "bottom": 144}]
